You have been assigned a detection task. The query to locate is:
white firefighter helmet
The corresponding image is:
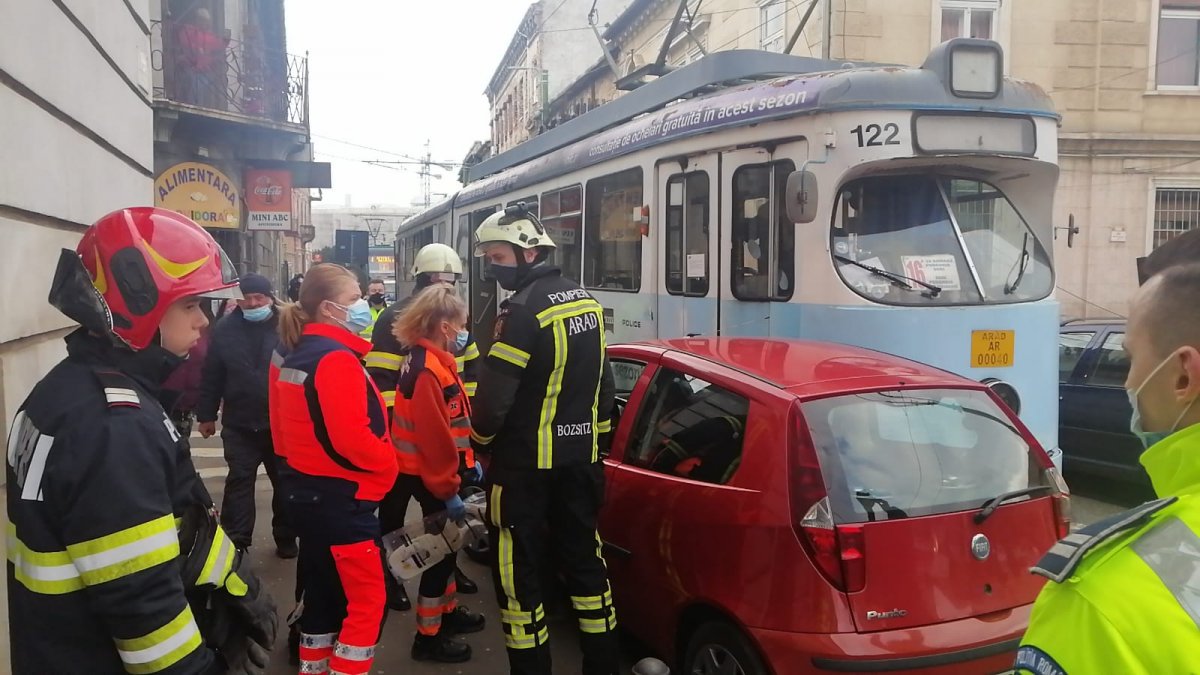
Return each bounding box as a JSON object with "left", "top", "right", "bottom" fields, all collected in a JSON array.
[
  {"left": 473, "top": 203, "right": 556, "bottom": 256},
  {"left": 412, "top": 242, "right": 462, "bottom": 277}
]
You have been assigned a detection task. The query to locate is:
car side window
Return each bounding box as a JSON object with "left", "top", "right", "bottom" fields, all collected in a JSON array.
[
  {"left": 626, "top": 368, "right": 749, "bottom": 485},
  {"left": 1059, "top": 331, "right": 1095, "bottom": 383},
  {"left": 1088, "top": 332, "right": 1129, "bottom": 388}
]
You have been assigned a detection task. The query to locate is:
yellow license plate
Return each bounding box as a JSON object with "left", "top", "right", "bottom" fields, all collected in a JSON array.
[{"left": 971, "top": 330, "right": 1014, "bottom": 368}]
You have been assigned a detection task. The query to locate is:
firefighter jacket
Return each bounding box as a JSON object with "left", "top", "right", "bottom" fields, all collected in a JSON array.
[
  {"left": 365, "top": 286, "right": 480, "bottom": 410},
  {"left": 359, "top": 304, "right": 386, "bottom": 339},
  {"left": 1016, "top": 422, "right": 1200, "bottom": 675},
  {"left": 470, "top": 265, "right": 615, "bottom": 470},
  {"left": 271, "top": 323, "right": 398, "bottom": 502},
  {"left": 392, "top": 339, "right": 472, "bottom": 498},
  {"left": 196, "top": 306, "right": 279, "bottom": 431},
  {"left": 7, "top": 329, "right": 250, "bottom": 674}
]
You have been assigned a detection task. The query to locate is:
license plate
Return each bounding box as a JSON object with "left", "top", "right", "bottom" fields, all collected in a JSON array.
[{"left": 971, "top": 330, "right": 1014, "bottom": 368}]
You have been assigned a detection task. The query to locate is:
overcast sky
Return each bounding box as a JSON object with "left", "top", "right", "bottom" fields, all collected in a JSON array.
[{"left": 286, "top": 1, "right": 534, "bottom": 209}]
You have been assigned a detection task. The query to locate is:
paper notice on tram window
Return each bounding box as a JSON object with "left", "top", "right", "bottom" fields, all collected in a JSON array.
[
  {"left": 840, "top": 256, "right": 891, "bottom": 299},
  {"left": 686, "top": 254, "right": 706, "bottom": 278},
  {"left": 900, "top": 255, "right": 962, "bottom": 291}
]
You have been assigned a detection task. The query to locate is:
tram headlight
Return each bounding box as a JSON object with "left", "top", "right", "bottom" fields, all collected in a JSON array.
[
  {"left": 982, "top": 378, "right": 1021, "bottom": 416},
  {"left": 949, "top": 42, "right": 1001, "bottom": 99}
]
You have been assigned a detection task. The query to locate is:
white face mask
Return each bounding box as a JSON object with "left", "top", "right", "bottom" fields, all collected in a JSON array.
[{"left": 1128, "top": 349, "right": 1198, "bottom": 450}]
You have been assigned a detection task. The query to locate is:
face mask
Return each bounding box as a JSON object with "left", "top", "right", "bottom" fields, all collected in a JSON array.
[
  {"left": 369, "top": 292, "right": 386, "bottom": 306},
  {"left": 1127, "top": 350, "right": 1197, "bottom": 450},
  {"left": 454, "top": 329, "right": 470, "bottom": 353},
  {"left": 330, "top": 298, "right": 374, "bottom": 334},
  {"left": 490, "top": 263, "right": 521, "bottom": 291},
  {"left": 242, "top": 305, "right": 272, "bottom": 322}
]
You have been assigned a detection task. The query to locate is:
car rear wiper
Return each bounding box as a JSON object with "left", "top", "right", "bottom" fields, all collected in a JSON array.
[
  {"left": 974, "top": 485, "right": 1054, "bottom": 524},
  {"left": 834, "top": 255, "right": 942, "bottom": 297},
  {"left": 1004, "top": 232, "right": 1031, "bottom": 295}
]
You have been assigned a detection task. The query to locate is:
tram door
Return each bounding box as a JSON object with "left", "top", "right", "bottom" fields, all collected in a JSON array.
[
  {"left": 467, "top": 205, "right": 501, "bottom": 352},
  {"left": 656, "top": 154, "right": 720, "bottom": 337}
]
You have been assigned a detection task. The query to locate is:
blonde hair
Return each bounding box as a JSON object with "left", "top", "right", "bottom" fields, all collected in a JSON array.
[
  {"left": 278, "top": 263, "right": 357, "bottom": 349},
  {"left": 393, "top": 285, "right": 467, "bottom": 348}
]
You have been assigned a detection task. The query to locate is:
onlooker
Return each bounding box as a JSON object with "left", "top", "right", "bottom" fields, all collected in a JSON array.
[
  {"left": 288, "top": 273, "right": 304, "bottom": 302},
  {"left": 197, "top": 273, "right": 297, "bottom": 558},
  {"left": 360, "top": 278, "right": 388, "bottom": 338},
  {"left": 173, "top": 8, "right": 227, "bottom": 106}
]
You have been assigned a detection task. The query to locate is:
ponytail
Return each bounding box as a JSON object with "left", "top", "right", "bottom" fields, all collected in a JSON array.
[
  {"left": 277, "top": 302, "right": 308, "bottom": 349},
  {"left": 277, "top": 263, "right": 356, "bottom": 349}
]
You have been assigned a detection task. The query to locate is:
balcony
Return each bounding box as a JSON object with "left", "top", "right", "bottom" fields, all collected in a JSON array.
[{"left": 151, "top": 19, "right": 308, "bottom": 129}]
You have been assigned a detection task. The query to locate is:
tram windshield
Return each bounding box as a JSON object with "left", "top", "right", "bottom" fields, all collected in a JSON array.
[{"left": 831, "top": 175, "right": 1052, "bottom": 305}]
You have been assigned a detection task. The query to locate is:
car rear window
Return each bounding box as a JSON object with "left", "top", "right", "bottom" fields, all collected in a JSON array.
[{"left": 802, "top": 388, "right": 1046, "bottom": 523}]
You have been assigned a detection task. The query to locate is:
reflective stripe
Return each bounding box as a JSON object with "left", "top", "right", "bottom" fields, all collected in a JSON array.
[
  {"left": 464, "top": 381, "right": 478, "bottom": 397},
  {"left": 381, "top": 390, "right": 396, "bottom": 406},
  {"left": 114, "top": 606, "right": 203, "bottom": 674},
  {"left": 66, "top": 514, "right": 179, "bottom": 586},
  {"left": 537, "top": 322, "right": 568, "bottom": 469},
  {"left": 417, "top": 614, "right": 442, "bottom": 628},
  {"left": 501, "top": 606, "right": 545, "bottom": 623},
  {"left": 455, "top": 436, "right": 471, "bottom": 449},
  {"left": 395, "top": 440, "right": 419, "bottom": 455},
  {"left": 450, "top": 417, "right": 471, "bottom": 429},
  {"left": 1132, "top": 516, "right": 1200, "bottom": 628},
  {"left": 536, "top": 299, "right": 601, "bottom": 328},
  {"left": 364, "top": 352, "right": 402, "bottom": 370},
  {"left": 300, "top": 659, "right": 329, "bottom": 674},
  {"left": 333, "top": 642, "right": 376, "bottom": 661},
  {"left": 462, "top": 342, "right": 481, "bottom": 360},
  {"left": 104, "top": 387, "right": 141, "bottom": 405},
  {"left": 504, "top": 627, "right": 549, "bottom": 650},
  {"left": 300, "top": 632, "right": 338, "bottom": 648},
  {"left": 571, "top": 595, "right": 605, "bottom": 611},
  {"left": 197, "top": 525, "right": 236, "bottom": 587},
  {"left": 7, "top": 524, "right": 84, "bottom": 594},
  {"left": 471, "top": 430, "right": 495, "bottom": 445},
  {"left": 279, "top": 367, "right": 308, "bottom": 384},
  {"left": 19, "top": 432, "right": 53, "bottom": 502},
  {"left": 579, "top": 615, "right": 616, "bottom": 634},
  {"left": 270, "top": 351, "right": 285, "bottom": 367},
  {"left": 489, "top": 485, "right": 503, "bottom": 527},
  {"left": 596, "top": 419, "right": 611, "bottom": 434},
  {"left": 490, "top": 342, "right": 532, "bottom": 369},
  {"left": 393, "top": 417, "right": 415, "bottom": 431}
]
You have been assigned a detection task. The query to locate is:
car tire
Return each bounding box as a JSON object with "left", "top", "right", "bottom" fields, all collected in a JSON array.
[
  {"left": 464, "top": 534, "right": 491, "bottom": 565},
  {"left": 683, "top": 621, "right": 767, "bottom": 675}
]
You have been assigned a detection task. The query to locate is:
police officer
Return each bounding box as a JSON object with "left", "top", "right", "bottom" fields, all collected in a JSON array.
[
  {"left": 366, "top": 242, "right": 482, "bottom": 610},
  {"left": 7, "top": 207, "right": 277, "bottom": 674},
  {"left": 1016, "top": 262, "right": 1200, "bottom": 674},
  {"left": 471, "top": 204, "right": 619, "bottom": 675}
]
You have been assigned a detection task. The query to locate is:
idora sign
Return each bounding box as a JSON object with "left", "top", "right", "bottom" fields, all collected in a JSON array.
[{"left": 154, "top": 162, "right": 240, "bottom": 229}]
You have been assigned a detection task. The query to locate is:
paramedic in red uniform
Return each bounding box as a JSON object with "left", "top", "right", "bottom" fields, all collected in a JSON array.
[{"left": 271, "top": 263, "right": 399, "bottom": 675}]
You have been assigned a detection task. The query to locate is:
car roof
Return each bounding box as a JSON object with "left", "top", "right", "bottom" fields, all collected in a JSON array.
[
  {"left": 1061, "top": 317, "right": 1125, "bottom": 327},
  {"left": 617, "top": 337, "right": 973, "bottom": 398}
]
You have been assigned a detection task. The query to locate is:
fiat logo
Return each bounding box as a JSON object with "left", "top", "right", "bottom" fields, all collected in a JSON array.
[{"left": 971, "top": 534, "right": 991, "bottom": 561}]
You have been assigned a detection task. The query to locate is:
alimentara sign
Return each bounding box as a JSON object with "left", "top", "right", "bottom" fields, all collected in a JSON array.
[{"left": 154, "top": 162, "right": 240, "bottom": 229}]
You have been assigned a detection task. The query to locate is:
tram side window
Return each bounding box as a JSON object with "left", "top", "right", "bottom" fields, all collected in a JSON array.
[
  {"left": 455, "top": 214, "right": 471, "bottom": 302},
  {"left": 541, "top": 186, "right": 583, "bottom": 282},
  {"left": 585, "top": 168, "right": 644, "bottom": 292},
  {"left": 401, "top": 228, "right": 434, "bottom": 281},
  {"left": 666, "top": 172, "right": 710, "bottom": 296},
  {"left": 731, "top": 160, "right": 795, "bottom": 301}
]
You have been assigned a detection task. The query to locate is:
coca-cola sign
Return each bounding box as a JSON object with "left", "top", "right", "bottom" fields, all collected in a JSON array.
[{"left": 245, "top": 169, "right": 293, "bottom": 231}]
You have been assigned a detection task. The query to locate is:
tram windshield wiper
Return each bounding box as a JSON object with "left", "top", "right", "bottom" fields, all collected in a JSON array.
[
  {"left": 834, "top": 255, "right": 942, "bottom": 297},
  {"left": 974, "top": 485, "right": 1054, "bottom": 524},
  {"left": 1004, "top": 232, "right": 1031, "bottom": 295}
]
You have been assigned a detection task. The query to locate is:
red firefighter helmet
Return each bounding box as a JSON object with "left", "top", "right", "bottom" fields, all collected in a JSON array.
[{"left": 49, "top": 207, "right": 241, "bottom": 351}]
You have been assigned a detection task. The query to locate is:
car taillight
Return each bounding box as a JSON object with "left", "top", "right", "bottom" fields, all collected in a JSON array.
[
  {"left": 789, "top": 402, "right": 866, "bottom": 594},
  {"left": 1047, "top": 466, "right": 1072, "bottom": 539}
]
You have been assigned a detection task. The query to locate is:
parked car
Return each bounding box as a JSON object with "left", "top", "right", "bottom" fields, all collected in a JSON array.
[
  {"left": 1058, "top": 318, "right": 1149, "bottom": 483},
  {"left": 600, "top": 338, "right": 1068, "bottom": 675}
]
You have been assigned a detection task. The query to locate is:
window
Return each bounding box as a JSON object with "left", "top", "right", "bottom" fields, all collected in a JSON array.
[
  {"left": 585, "top": 168, "right": 643, "bottom": 291},
  {"left": 666, "top": 172, "right": 710, "bottom": 296},
  {"left": 541, "top": 185, "right": 583, "bottom": 282},
  {"left": 940, "top": 0, "right": 997, "bottom": 41},
  {"left": 627, "top": 369, "right": 749, "bottom": 485},
  {"left": 759, "top": 0, "right": 786, "bottom": 52},
  {"left": 455, "top": 214, "right": 471, "bottom": 303},
  {"left": 832, "top": 175, "right": 1051, "bottom": 306},
  {"left": 732, "top": 160, "right": 795, "bottom": 301},
  {"left": 1153, "top": 187, "right": 1200, "bottom": 249},
  {"left": 1059, "top": 332, "right": 1095, "bottom": 383},
  {"left": 1088, "top": 332, "right": 1130, "bottom": 388},
  {"left": 611, "top": 360, "right": 647, "bottom": 396},
  {"left": 804, "top": 389, "right": 1042, "bottom": 523},
  {"left": 401, "top": 227, "right": 434, "bottom": 281},
  {"left": 1157, "top": 5, "right": 1200, "bottom": 87}
]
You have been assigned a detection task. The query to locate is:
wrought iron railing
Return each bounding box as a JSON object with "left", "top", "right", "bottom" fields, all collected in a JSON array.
[{"left": 151, "top": 19, "right": 308, "bottom": 127}]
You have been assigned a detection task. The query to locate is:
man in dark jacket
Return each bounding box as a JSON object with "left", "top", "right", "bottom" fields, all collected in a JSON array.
[{"left": 197, "top": 273, "right": 297, "bottom": 557}]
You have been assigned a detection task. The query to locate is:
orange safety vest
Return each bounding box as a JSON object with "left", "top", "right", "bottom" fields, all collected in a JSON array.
[{"left": 391, "top": 343, "right": 475, "bottom": 477}]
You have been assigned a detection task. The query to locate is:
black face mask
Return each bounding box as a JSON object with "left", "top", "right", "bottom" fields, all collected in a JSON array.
[
  {"left": 369, "top": 293, "right": 386, "bottom": 306},
  {"left": 490, "top": 264, "right": 521, "bottom": 291}
]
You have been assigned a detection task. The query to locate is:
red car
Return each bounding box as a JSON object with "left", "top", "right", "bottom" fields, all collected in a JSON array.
[{"left": 599, "top": 338, "right": 1069, "bottom": 675}]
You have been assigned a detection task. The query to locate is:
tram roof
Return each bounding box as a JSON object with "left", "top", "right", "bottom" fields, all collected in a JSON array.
[{"left": 455, "top": 41, "right": 1056, "bottom": 209}]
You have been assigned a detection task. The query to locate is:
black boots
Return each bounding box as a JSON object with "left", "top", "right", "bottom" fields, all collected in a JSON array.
[
  {"left": 455, "top": 565, "right": 479, "bottom": 594},
  {"left": 387, "top": 581, "right": 412, "bottom": 611},
  {"left": 442, "top": 606, "right": 486, "bottom": 635},
  {"left": 275, "top": 536, "right": 298, "bottom": 559},
  {"left": 411, "top": 632, "right": 471, "bottom": 663}
]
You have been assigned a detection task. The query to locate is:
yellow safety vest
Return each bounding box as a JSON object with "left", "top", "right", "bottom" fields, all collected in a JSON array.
[
  {"left": 359, "top": 305, "right": 386, "bottom": 338},
  {"left": 1016, "top": 423, "right": 1200, "bottom": 675}
]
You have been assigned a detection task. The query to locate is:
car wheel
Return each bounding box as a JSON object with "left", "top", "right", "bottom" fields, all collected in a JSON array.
[
  {"left": 464, "top": 534, "right": 491, "bottom": 565},
  {"left": 683, "top": 621, "right": 767, "bottom": 675}
]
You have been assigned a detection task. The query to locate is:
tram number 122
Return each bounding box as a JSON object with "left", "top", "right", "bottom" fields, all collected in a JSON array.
[{"left": 851, "top": 123, "right": 901, "bottom": 148}]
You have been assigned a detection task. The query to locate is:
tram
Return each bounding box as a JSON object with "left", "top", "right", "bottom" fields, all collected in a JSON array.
[{"left": 395, "top": 38, "right": 1064, "bottom": 465}]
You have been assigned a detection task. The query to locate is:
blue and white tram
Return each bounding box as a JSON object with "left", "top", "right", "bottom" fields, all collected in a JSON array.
[{"left": 395, "top": 39, "right": 1064, "bottom": 465}]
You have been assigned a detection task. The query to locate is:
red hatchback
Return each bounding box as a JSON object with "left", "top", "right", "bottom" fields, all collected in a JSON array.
[{"left": 599, "top": 338, "right": 1068, "bottom": 675}]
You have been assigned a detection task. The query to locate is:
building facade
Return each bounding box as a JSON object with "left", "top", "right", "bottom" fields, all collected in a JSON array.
[
  {"left": 311, "top": 205, "right": 420, "bottom": 251},
  {"left": 150, "top": 0, "right": 326, "bottom": 292},
  {"left": 0, "top": 1, "right": 155, "bottom": 441}
]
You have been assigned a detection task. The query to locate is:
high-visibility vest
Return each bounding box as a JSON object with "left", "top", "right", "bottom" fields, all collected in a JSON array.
[{"left": 392, "top": 343, "right": 475, "bottom": 477}]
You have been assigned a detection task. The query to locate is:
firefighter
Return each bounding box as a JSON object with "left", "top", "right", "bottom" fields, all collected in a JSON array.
[
  {"left": 366, "top": 241, "right": 482, "bottom": 612},
  {"left": 471, "top": 204, "right": 619, "bottom": 675},
  {"left": 359, "top": 278, "right": 389, "bottom": 338},
  {"left": 272, "top": 263, "right": 399, "bottom": 675},
  {"left": 1016, "top": 263, "right": 1200, "bottom": 674},
  {"left": 390, "top": 285, "right": 487, "bottom": 662},
  {"left": 7, "top": 207, "right": 277, "bottom": 673}
]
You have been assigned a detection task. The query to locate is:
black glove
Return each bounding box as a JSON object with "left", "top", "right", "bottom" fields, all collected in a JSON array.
[{"left": 211, "top": 567, "right": 278, "bottom": 674}]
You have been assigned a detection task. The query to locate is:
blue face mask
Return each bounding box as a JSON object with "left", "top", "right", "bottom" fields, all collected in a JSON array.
[
  {"left": 241, "top": 305, "right": 272, "bottom": 322},
  {"left": 332, "top": 298, "right": 374, "bottom": 334},
  {"left": 1127, "top": 350, "right": 1196, "bottom": 450},
  {"left": 454, "top": 329, "right": 470, "bottom": 353}
]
